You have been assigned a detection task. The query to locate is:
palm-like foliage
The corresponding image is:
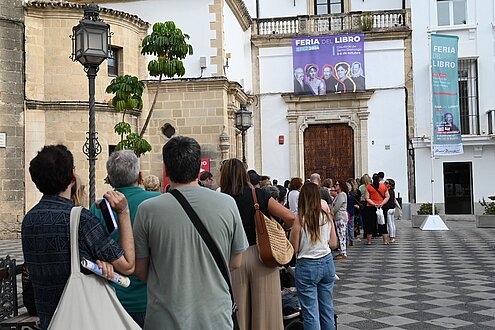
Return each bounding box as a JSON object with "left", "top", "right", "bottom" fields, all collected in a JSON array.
[{"left": 105, "top": 22, "right": 193, "bottom": 157}]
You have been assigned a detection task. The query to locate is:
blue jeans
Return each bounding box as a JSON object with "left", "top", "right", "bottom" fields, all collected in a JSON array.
[{"left": 295, "top": 254, "right": 335, "bottom": 330}]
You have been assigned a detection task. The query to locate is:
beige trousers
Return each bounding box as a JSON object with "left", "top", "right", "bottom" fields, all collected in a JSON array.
[{"left": 232, "top": 245, "right": 284, "bottom": 330}]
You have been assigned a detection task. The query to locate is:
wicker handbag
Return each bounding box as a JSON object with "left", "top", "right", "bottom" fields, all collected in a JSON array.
[{"left": 252, "top": 189, "right": 294, "bottom": 267}]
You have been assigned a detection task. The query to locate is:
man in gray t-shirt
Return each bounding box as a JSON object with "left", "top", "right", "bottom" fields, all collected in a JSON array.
[{"left": 134, "top": 136, "right": 248, "bottom": 330}]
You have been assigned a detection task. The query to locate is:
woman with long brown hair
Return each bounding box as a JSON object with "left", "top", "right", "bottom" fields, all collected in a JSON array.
[
  {"left": 289, "top": 182, "right": 338, "bottom": 330},
  {"left": 220, "top": 158, "right": 295, "bottom": 330}
]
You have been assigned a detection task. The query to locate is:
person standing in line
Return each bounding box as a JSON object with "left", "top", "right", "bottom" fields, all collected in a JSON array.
[
  {"left": 332, "top": 179, "right": 349, "bottom": 260},
  {"left": 346, "top": 179, "right": 358, "bottom": 246},
  {"left": 322, "top": 178, "right": 334, "bottom": 204},
  {"left": 289, "top": 182, "right": 338, "bottom": 330},
  {"left": 288, "top": 177, "right": 304, "bottom": 215},
  {"left": 22, "top": 145, "right": 135, "bottom": 330},
  {"left": 358, "top": 174, "right": 371, "bottom": 239},
  {"left": 133, "top": 137, "right": 249, "bottom": 330},
  {"left": 309, "top": 173, "right": 332, "bottom": 206},
  {"left": 220, "top": 158, "right": 295, "bottom": 330},
  {"left": 142, "top": 174, "right": 161, "bottom": 192},
  {"left": 364, "top": 173, "right": 390, "bottom": 245},
  {"left": 199, "top": 171, "right": 215, "bottom": 190},
  {"left": 384, "top": 179, "right": 399, "bottom": 243},
  {"left": 90, "top": 150, "right": 161, "bottom": 327}
]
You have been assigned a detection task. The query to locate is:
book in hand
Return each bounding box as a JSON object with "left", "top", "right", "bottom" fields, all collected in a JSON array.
[{"left": 81, "top": 258, "right": 130, "bottom": 288}]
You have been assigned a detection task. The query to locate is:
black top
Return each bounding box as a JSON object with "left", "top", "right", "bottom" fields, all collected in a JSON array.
[
  {"left": 231, "top": 187, "right": 271, "bottom": 246},
  {"left": 386, "top": 189, "right": 396, "bottom": 210},
  {"left": 319, "top": 186, "right": 332, "bottom": 205}
]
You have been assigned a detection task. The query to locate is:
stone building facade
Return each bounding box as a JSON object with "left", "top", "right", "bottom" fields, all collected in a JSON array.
[{"left": 0, "top": 0, "right": 24, "bottom": 238}]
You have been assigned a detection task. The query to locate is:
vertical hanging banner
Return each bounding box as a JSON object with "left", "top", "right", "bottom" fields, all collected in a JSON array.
[
  {"left": 431, "top": 34, "right": 463, "bottom": 155},
  {"left": 292, "top": 33, "right": 365, "bottom": 95}
]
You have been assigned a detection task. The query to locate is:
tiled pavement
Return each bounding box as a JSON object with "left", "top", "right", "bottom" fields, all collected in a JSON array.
[
  {"left": 1, "top": 219, "right": 495, "bottom": 329},
  {"left": 334, "top": 219, "right": 495, "bottom": 329}
]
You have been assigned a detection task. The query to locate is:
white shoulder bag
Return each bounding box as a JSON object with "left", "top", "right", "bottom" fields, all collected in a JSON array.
[{"left": 48, "top": 207, "right": 141, "bottom": 330}]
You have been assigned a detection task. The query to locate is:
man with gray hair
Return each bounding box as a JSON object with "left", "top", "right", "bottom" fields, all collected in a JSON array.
[
  {"left": 310, "top": 173, "right": 332, "bottom": 205},
  {"left": 90, "top": 150, "right": 160, "bottom": 327}
]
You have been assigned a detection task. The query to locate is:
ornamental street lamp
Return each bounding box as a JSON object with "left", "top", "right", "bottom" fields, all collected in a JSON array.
[
  {"left": 234, "top": 104, "right": 252, "bottom": 164},
  {"left": 71, "top": 4, "right": 110, "bottom": 205}
]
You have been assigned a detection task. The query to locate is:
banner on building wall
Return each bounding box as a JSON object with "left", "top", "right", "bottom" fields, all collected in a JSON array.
[
  {"left": 292, "top": 33, "right": 365, "bottom": 95},
  {"left": 431, "top": 34, "right": 463, "bottom": 156}
]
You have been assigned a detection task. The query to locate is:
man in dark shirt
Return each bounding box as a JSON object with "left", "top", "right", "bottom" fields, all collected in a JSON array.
[
  {"left": 310, "top": 173, "right": 332, "bottom": 205},
  {"left": 22, "top": 145, "right": 135, "bottom": 330}
]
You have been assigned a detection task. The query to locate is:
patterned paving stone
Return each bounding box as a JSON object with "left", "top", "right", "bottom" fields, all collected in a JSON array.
[
  {"left": 2, "top": 219, "right": 495, "bottom": 328},
  {"left": 333, "top": 220, "right": 495, "bottom": 328}
]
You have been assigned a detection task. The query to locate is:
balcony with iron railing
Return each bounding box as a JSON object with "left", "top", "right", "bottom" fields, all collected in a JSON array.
[{"left": 252, "top": 9, "right": 411, "bottom": 38}]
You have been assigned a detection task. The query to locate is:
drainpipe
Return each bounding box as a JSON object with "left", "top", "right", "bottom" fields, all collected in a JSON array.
[
  {"left": 256, "top": 0, "right": 259, "bottom": 18},
  {"left": 404, "top": 86, "right": 416, "bottom": 203}
]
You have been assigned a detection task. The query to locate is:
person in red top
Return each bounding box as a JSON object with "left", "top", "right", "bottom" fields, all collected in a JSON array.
[{"left": 364, "top": 173, "right": 390, "bottom": 245}]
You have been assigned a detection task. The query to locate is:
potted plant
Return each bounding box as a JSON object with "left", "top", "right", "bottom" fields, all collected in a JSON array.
[
  {"left": 476, "top": 198, "right": 495, "bottom": 228},
  {"left": 412, "top": 203, "right": 439, "bottom": 228}
]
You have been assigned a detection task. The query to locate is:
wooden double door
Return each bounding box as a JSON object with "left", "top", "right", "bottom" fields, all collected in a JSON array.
[{"left": 303, "top": 124, "right": 354, "bottom": 181}]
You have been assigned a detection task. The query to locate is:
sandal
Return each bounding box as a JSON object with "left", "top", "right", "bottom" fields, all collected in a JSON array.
[
  {"left": 384, "top": 242, "right": 390, "bottom": 245},
  {"left": 365, "top": 242, "right": 372, "bottom": 245}
]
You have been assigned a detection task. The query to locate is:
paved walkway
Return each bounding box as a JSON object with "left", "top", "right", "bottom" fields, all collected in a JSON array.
[
  {"left": 1, "top": 219, "right": 494, "bottom": 329},
  {"left": 334, "top": 219, "right": 495, "bottom": 329}
]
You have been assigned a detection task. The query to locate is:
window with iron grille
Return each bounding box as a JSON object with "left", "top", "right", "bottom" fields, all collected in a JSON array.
[
  {"left": 315, "top": 0, "right": 343, "bottom": 15},
  {"left": 458, "top": 58, "right": 479, "bottom": 135},
  {"left": 107, "top": 47, "right": 120, "bottom": 76}
]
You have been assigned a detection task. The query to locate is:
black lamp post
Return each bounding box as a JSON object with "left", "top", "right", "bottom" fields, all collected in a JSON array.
[
  {"left": 71, "top": 4, "right": 110, "bottom": 205},
  {"left": 234, "top": 104, "right": 252, "bottom": 164}
]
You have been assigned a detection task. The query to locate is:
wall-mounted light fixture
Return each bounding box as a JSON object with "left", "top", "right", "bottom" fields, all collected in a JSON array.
[
  {"left": 223, "top": 52, "right": 231, "bottom": 75},
  {"left": 199, "top": 56, "right": 207, "bottom": 77}
]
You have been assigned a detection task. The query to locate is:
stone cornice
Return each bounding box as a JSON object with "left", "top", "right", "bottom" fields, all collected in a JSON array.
[
  {"left": 25, "top": 99, "right": 141, "bottom": 116},
  {"left": 252, "top": 30, "right": 411, "bottom": 48},
  {"left": 226, "top": 0, "right": 252, "bottom": 32},
  {"left": 145, "top": 77, "right": 243, "bottom": 93},
  {"left": 282, "top": 91, "right": 374, "bottom": 106},
  {"left": 25, "top": 1, "right": 150, "bottom": 29}
]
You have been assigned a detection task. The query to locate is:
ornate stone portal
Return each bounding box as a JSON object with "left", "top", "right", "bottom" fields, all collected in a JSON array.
[{"left": 282, "top": 91, "right": 374, "bottom": 178}]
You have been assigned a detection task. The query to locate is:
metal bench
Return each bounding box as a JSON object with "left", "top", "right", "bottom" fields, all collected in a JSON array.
[{"left": 0, "top": 256, "right": 39, "bottom": 330}]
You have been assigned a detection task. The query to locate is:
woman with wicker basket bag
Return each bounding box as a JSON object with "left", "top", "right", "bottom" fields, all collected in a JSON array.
[{"left": 220, "top": 158, "right": 295, "bottom": 330}]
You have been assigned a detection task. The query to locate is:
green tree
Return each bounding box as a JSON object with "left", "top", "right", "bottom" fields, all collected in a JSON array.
[{"left": 105, "top": 21, "right": 193, "bottom": 156}]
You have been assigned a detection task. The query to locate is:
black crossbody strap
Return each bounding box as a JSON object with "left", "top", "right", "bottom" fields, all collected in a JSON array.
[
  {"left": 371, "top": 184, "right": 385, "bottom": 199},
  {"left": 169, "top": 189, "right": 238, "bottom": 316}
]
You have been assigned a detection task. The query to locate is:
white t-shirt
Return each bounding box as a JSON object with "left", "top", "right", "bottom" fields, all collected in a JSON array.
[
  {"left": 288, "top": 190, "right": 299, "bottom": 215},
  {"left": 297, "top": 213, "right": 332, "bottom": 259}
]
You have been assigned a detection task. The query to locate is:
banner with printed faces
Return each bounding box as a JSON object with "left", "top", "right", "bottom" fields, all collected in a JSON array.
[
  {"left": 431, "top": 34, "right": 463, "bottom": 156},
  {"left": 292, "top": 33, "right": 365, "bottom": 96}
]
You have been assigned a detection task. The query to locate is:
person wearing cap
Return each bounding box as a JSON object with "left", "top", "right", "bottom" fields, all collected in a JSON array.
[{"left": 199, "top": 171, "right": 214, "bottom": 190}]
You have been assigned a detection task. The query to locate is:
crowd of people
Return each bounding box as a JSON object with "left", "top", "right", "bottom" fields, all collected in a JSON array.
[{"left": 21, "top": 136, "right": 401, "bottom": 330}]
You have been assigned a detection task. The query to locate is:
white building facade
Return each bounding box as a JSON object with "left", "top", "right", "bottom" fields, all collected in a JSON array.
[
  {"left": 411, "top": 0, "right": 495, "bottom": 215},
  {"left": 80, "top": 0, "right": 413, "bottom": 204}
]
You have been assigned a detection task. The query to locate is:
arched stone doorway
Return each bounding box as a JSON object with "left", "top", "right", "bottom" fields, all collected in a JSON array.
[{"left": 283, "top": 91, "right": 373, "bottom": 180}]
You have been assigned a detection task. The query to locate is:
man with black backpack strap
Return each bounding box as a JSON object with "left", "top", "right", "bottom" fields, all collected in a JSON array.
[{"left": 133, "top": 136, "right": 248, "bottom": 330}]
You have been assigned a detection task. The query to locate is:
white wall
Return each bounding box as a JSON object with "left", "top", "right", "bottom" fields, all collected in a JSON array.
[
  {"left": 257, "top": 39, "right": 409, "bottom": 198},
  {"left": 256, "top": 0, "right": 307, "bottom": 18},
  {"left": 411, "top": 0, "right": 495, "bottom": 209},
  {"left": 350, "top": 0, "right": 408, "bottom": 12},
  {"left": 414, "top": 144, "right": 495, "bottom": 204},
  {"left": 366, "top": 89, "right": 408, "bottom": 202},
  {"left": 103, "top": 0, "right": 217, "bottom": 78},
  {"left": 224, "top": 4, "right": 252, "bottom": 91}
]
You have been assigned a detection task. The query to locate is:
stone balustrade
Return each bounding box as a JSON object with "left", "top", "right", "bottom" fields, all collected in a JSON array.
[{"left": 252, "top": 9, "right": 410, "bottom": 37}]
